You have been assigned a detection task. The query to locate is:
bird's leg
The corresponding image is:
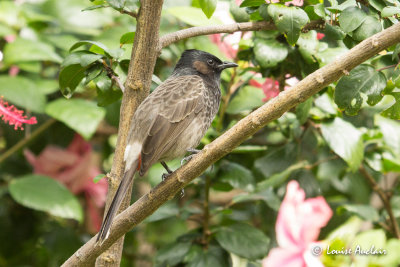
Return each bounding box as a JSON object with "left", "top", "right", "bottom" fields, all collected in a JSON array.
[
  {"left": 160, "top": 161, "right": 173, "bottom": 181},
  {"left": 161, "top": 161, "right": 185, "bottom": 198},
  {"left": 180, "top": 148, "right": 201, "bottom": 166}
]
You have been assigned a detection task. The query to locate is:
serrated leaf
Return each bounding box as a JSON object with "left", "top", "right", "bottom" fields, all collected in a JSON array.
[
  {"left": 45, "top": 99, "right": 106, "bottom": 139},
  {"left": 334, "top": 64, "right": 386, "bottom": 115},
  {"left": 215, "top": 223, "right": 270, "bottom": 260},
  {"left": 119, "top": 32, "right": 135, "bottom": 45},
  {"left": 268, "top": 4, "right": 309, "bottom": 45},
  {"left": 321, "top": 117, "right": 364, "bottom": 171},
  {"left": 199, "top": 0, "right": 217, "bottom": 19},
  {"left": 338, "top": 6, "right": 367, "bottom": 33},
  {"left": 9, "top": 175, "right": 83, "bottom": 222},
  {"left": 254, "top": 39, "right": 288, "bottom": 68},
  {"left": 0, "top": 76, "right": 46, "bottom": 113}
]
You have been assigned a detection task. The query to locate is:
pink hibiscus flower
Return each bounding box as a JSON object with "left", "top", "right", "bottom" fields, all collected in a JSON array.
[
  {"left": 0, "top": 97, "right": 37, "bottom": 130},
  {"left": 249, "top": 78, "right": 280, "bottom": 101},
  {"left": 263, "top": 180, "right": 332, "bottom": 267},
  {"left": 24, "top": 134, "right": 107, "bottom": 232}
]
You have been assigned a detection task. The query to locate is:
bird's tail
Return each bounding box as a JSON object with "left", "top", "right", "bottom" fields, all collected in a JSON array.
[{"left": 96, "top": 164, "right": 137, "bottom": 244}]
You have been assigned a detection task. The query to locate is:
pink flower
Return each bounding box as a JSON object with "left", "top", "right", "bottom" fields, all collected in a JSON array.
[
  {"left": 209, "top": 34, "right": 238, "bottom": 59},
  {"left": 4, "top": 35, "right": 16, "bottom": 43},
  {"left": 249, "top": 78, "right": 280, "bottom": 101},
  {"left": 0, "top": 97, "right": 37, "bottom": 130},
  {"left": 317, "top": 33, "right": 325, "bottom": 40},
  {"left": 263, "top": 181, "right": 332, "bottom": 267},
  {"left": 8, "top": 65, "right": 20, "bottom": 76},
  {"left": 24, "top": 134, "right": 107, "bottom": 233}
]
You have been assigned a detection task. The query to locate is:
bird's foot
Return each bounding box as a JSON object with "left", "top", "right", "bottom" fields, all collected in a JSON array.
[
  {"left": 180, "top": 148, "right": 201, "bottom": 166},
  {"left": 161, "top": 161, "right": 173, "bottom": 181}
]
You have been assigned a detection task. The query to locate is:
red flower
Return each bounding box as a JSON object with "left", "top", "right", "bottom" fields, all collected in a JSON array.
[
  {"left": 263, "top": 181, "right": 332, "bottom": 267},
  {"left": 24, "top": 134, "right": 107, "bottom": 232},
  {"left": 249, "top": 78, "right": 280, "bottom": 101},
  {"left": 317, "top": 33, "right": 325, "bottom": 40},
  {"left": 0, "top": 97, "right": 37, "bottom": 130},
  {"left": 209, "top": 34, "right": 238, "bottom": 60}
]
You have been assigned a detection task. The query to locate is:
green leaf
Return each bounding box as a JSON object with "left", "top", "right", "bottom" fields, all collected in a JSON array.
[
  {"left": 240, "top": 0, "right": 265, "bottom": 7},
  {"left": 297, "top": 31, "right": 319, "bottom": 64},
  {"left": 337, "top": 204, "right": 379, "bottom": 221},
  {"left": 230, "top": 1, "right": 250, "bottom": 22},
  {"left": 119, "top": 32, "right": 135, "bottom": 45},
  {"left": 226, "top": 85, "right": 265, "bottom": 114},
  {"left": 254, "top": 143, "right": 298, "bottom": 178},
  {"left": 106, "top": 0, "right": 124, "bottom": 10},
  {"left": 268, "top": 4, "right": 309, "bottom": 45},
  {"left": 82, "top": 4, "right": 108, "bottom": 11},
  {"left": 167, "top": 7, "right": 222, "bottom": 26},
  {"left": 375, "top": 115, "right": 400, "bottom": 156},
  {"left": 369, "top": 0, "right": 386, "bottom": 12},
  {"left": 381, "top": 6, "right": 400, "bottom": 17},
  {"left": 296, "top": 97, "right": 313, "bottom": 124},
  {"left": 95, "top": 73, "right": 123, "bottom": 106},
  {"left": 3, "top": 38, "right": 62, "bottom": 65},
  {"left": 254, "top": 39, "right": 288, "bottom": 68},
  {"left": 334, "top": 65, "right": 386, "bottom": 115},
  {"left": 9, "top": 175, "right": 83, "bottom": 222},
  {"left": 69, "top": 40, "right": 117, "bottom": 58},
  {"left": 324, "top": 24, "right": 346, "bottom": 40},
  {"left": 186, "top": 245, "right": 228, "bottom": 267},
  {"left": 215, "top": 223, "right": 270, "bottom": 260},
  {"left": 327, "top": 0, "right": 356, "bottom": 12},
  {"left": 93, "top": 174, "right": 106, "bottom": 183},
  {"left": 156, "top": 241, "right": 191, "bottom": 266},
  {"left": 0, "top": 76, "right": 46, "bottom": 113},
  {"left": 218, "top": 160, "right": 255, "bottom": 192},
  {"left": 381, "top": 92, "right": 400, "bottom": 120},
  {"left": 257, "top": 161, "right": 307, "bottom": 189},
  {"left": 352, "top": 16, "right": 382, "bottom": 41},
  {"left": 321, "top": 117, "right": 364, "bottom": 171},
  {"left": 59, "top": 64, "right": 90, "bottom": 97},
  {"left": 199, "top": 0, "right": 217, "bottom": 19},
  {"left": 232, "top": 187, "right": 281, "bottom": 211},
  {"left": 45, "top": 99, "right": 106, "bottom": 139},
  {"left": 392, "top": 43, "right": 400, "bottom": 61},
  {"left": 305, "top": 4, "right": 325, "bottom": 20},
  {"left": 338, "top": 7, "right": 367, "bottom": 33},
  {"left": 61, "top": 51, "right": 103, "bottom": 68}
]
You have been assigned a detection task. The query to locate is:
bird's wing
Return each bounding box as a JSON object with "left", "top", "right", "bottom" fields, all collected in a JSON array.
[{"left": 139, "top": 75, "right": 205, "bottom": 175}]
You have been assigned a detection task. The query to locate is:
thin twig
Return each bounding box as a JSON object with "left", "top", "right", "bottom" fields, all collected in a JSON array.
[
  {"left": 120, "top": 9, "right": 137, "bottom": 18},
  {"left": 102, "top": 60, "right": 126, "bottom": 92},
  {"left": 303, "top": 155, "right": 339, "bottom": 170},
  {"left": 0, "top": 119, "right": 56, "bottom": 164},
  {"left": 359, "top": 165, "right": 400, "bottom": 238},
  {"left": 376, "top": 63, "right": 399, "bottom": 72}
]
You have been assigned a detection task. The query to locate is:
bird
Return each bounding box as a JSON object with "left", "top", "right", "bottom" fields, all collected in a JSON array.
[{"left": 96, "top": 49, "right": 238, "bottom": 243}]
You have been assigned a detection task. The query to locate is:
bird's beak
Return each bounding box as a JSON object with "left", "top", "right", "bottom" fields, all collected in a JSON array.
[{"left": 218, "top": 61, "right": 238, "bottom": 70}]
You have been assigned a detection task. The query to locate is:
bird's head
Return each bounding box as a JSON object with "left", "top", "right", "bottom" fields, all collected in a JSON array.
[{"left": 173, "top": 49, "right": 238, "bottom": 80}]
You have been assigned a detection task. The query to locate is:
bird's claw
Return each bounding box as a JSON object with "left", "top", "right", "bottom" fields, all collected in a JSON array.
[
  {"left": 162, "top": 172, "right": 171, "bottom": 181},
  {"left": 180, "top": 148, "right": 201, "bottom": 166}
]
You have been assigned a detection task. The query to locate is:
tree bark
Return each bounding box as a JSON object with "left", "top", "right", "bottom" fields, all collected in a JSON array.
[
  {"left": 95, "top": 0, "right": 164, "bottom": 266},
  {"left": 62, "top": 21, "right": 400, "bottom": 267}
]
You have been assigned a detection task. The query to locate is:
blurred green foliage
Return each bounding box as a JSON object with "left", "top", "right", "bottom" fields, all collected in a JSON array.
[{"left": 0, "top": 0, "right": 400, "bottom": 266}]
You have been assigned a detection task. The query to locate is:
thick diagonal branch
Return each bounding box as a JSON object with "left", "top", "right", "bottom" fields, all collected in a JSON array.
[{"left": 62, "top": 21, "right": 400, "bottom": 267}]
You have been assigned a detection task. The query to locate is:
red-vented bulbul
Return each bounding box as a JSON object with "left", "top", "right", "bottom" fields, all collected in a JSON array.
[{"left": 97, "top": 49, "right": 238, "bottom": 242}]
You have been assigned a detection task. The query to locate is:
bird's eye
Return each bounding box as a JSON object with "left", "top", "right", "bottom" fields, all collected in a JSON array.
[{"left": 207, "top": 59, "right": 214, "bottom": 65}]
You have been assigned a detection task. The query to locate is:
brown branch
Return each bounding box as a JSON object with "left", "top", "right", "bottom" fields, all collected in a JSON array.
[
  {"left": 201, "top": 174, "right": 211, "bottom": 248},
  {"left": 120, "top": 8, "right": 137, "bottom": 18},
  {"left": 102, "top": 60, "right": 126, "bottom": 92},
  {"left": 301, "top": 19, "right": 325, "bottom": 33},
  {"left": 94, "top": 0, "right": 165, "bottom": 266},
  {"left": 159, "top": 20, "right": 326, "bottom": 49},
  {"left": 359, "top": 165, "right": 400, "bottom": 238},
  {"left": 159, "top": 21, "right": 276, "bottom": 49},
  {"left": 62, "top": 21, "right": 400, "bottom": 267}
]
